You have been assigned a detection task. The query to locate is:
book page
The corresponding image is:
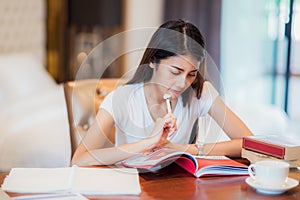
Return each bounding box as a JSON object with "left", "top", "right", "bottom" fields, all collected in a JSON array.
[
  {"left": 0, "top": 188, "right": 11, "bottom": 200},
  {"left": 71, "top": 167, "right": 141, "bottom": 195},
  {"left": 12, "top": 193, "right": 88, "bottom": 200},
  {"left": 122, "top": 148, "right": 195, "bottom": 168},
  {"left": 2, "top": 168, "right": 72, "bottom": 193},
  {"left": 123, "top": 149, "right": 175, "bottom": 166},
  {"left": 194, "top": 158, "right": 248, "bottom": 177},
  {"left": 195, "top": 156, "right": 229, "bottom": 160}
]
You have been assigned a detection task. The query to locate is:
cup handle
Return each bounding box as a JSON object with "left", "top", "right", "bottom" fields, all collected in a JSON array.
[{"left": 248, "top": 164, "right": 256, "bottom": 179}]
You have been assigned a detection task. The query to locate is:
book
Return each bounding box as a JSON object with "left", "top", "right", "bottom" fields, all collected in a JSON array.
[
  {"left": 1, "top": 166, "right": 141, "bottom": 195},
  {"left": 242, "top": 135, "right": 300, "bottom": 160},
  {"left": 0, "top": 188, "right": 11, "bottom": 200},
  {"left": 11, "top": 193, "right": 88, "bottom": 200},
  {"left": 241, "top": 148, "right": 300, "bottom": 168},
  {"left": 121, "top": 148, "right": 248, "bottom": 178}
]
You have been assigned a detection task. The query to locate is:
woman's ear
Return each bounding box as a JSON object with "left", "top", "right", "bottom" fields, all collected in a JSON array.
[{"left": 149, "top": 62, "right": 155, "bottom": 69}]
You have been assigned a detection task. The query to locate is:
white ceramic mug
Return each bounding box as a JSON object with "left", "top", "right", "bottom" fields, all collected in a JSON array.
[{"left": 248, "top": 160, "right": 290, "bottom": 187}]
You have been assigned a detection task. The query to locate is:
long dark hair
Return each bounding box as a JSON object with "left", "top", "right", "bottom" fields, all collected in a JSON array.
[{"left": 127, "top": 19, "right": 206, "bottom": 106}]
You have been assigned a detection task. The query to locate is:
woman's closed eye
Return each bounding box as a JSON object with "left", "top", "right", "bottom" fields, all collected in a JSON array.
[
  {"left": 170, "top": 69, "right": 181, "bottom": 75},
  {"left": 188, "top": 72, "right": 197, "bottom": 77},
  {"left": 168, "top": 65, "right": 197, "bottom": 77},
  {"left": 170, "top": 69, "right": 196, "bottom": 76}
]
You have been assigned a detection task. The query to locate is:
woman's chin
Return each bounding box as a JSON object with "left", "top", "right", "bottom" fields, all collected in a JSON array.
[{"left": 170, "top": 93, "right": 180, "bottom": 99}]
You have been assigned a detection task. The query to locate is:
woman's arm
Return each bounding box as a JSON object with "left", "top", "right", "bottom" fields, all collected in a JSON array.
[
  {"left": 204, "top": 96, "right": 253, "bottom": 157},
  {"left": 165, "top": 96, "right": 253, "bottom": 157},
  {"left": 209, "top": 96, "right": 253, "bottom": 139},
  {"left": 71, "top": 108, "right": 174, "bottom": 166}
]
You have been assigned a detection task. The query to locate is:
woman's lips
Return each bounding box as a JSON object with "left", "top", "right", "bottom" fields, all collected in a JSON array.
[{"left": 169, "top": 89, "right": 182, "bottom": 96}]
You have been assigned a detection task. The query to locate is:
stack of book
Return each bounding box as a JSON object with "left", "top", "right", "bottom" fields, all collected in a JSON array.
[{"left": 242, "top": 135, "right": 300, "bottom": 168}]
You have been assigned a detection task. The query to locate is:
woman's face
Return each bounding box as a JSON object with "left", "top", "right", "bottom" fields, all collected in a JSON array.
[{"left": 150, "top": 54, "right": 198, "bottom": 99}]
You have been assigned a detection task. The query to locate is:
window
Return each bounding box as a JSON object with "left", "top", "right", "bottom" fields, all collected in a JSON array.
[{"left": 221, "top": 0, "right": 300, "bottom": 133}]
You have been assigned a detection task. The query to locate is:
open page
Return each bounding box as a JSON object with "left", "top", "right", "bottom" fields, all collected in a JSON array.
[
  {"left": 196, "top": 156, "right": 248, "bottom": 177},
  {"left": 121, "top": 148, "right": 197, "bottom": 171},
  {"left": 121, "top": 148, "right": 248, "bottom": 178}
]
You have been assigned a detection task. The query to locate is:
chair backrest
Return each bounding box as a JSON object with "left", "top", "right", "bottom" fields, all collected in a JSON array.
[{"left": 63, "top": 78, "right": 126, "bottom": 155}]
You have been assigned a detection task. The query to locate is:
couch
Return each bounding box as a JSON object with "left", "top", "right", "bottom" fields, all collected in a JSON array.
[
  {"left": 0, "top": 77, "right": 122, "bottom": 172},
  {"left": 0, "top": 53, "right": 70, "bottom": 172}
]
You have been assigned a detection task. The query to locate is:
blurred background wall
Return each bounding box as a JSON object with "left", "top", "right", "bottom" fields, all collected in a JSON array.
[{"left": 0, "top": 0, "right": 45, "bottom": 62}]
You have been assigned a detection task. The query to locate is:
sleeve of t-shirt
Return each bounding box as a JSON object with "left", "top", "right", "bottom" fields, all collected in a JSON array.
[
  {"left": 198, "top": 81, "right": 219, "bottom": 116},
  {"left": 99, "top": 90, "right": 114, "bottom": 117}
]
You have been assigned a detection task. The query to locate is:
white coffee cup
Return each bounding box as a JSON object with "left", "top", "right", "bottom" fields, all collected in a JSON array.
[{"left": 248, "top": 160, "right": 290, "bottom": 187}]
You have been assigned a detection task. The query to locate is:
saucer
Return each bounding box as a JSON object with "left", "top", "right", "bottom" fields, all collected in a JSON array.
[{"left": 245, "top": 177, "right": 299, "bottom": 195}]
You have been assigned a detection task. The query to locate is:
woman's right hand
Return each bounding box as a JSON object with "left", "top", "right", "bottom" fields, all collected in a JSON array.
[
  {"left": 146, "top": 113, "right": 177, "bottom": 152},
  {"left": 163, "top": 112, "right": 177, "bottom": 137}
]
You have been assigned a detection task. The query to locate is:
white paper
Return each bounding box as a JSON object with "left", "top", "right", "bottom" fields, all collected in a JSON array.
[
  {"left": 71, "top": 167, "right": 141, "bottom": 195},
  {"left": 2, "top": 167, "right": 141, "bottom": 195},
  {"left": 2, "top": 168, "right": 71, "bottom": 193},
  {"left": 12, "top": 193, "right": 88, "bottom": 200}
]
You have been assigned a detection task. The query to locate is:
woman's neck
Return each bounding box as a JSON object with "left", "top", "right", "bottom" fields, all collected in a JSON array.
[
  {"left": 143, "top": 83, "right": 176, "bottom": 120},
  {"left": 144, "top": 83, "right": 165, "bottom": 105}
]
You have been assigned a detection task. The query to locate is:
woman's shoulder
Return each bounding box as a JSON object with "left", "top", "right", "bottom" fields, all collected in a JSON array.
[
  {"left": 100, "top": 83, "right": 143, "bottom": 112},
  {"left": 203, "top": 80, "right": 215, "bottom": 89},
  {"left": 202, "top": 81, "right": 219, "bottom": 97},
  {"left": 105, "top": 83, "right": 144, "bottom": 101},
  {"left": 100, "top": 83, "right": 143, "bottom": 116},
  {"left": 193, "top": 81, "right": 219, "bottom": 105},
  {"left": 187, "top": 81, "right": 219, "bottom": 116},
  {"left": 114, "top": 82, "right": 143, "bottom": 94}
]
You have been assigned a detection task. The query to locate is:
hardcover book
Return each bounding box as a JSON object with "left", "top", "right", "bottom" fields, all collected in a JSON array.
[
  {"left": 242, "top": 135, "right": 300, "bottom": 160},
  {"left": 121, "top": 148, "right": 248, "bottom": 178}
]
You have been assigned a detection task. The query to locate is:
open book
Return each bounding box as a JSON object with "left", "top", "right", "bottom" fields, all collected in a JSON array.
[
  {"left": 1, "top": 166, "right": 141, "bottom": 195},
  {"left": 121, "top": 148, "right": 248, "bottom": 178}
]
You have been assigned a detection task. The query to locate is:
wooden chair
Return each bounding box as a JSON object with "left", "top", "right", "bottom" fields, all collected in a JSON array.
[{"left": 63, "top": 78, "right": 126, "bottom": 155}]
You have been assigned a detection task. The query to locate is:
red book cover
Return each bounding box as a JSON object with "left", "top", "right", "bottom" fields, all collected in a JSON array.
[{"left": 242, "top": 135, "right": 300, "bottom": 160}]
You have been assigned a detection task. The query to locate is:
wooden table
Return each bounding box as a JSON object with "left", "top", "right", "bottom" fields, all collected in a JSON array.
[{"left": 1, "top": 162, "right": 300, "bottom": 200}]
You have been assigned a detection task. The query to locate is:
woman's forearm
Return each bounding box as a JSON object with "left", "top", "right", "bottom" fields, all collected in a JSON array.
[
  {"left": 201, "top": 139, "right": 243, "bottom": 157},
  {"left": 166, "top": 138, "right": 243, "bottom": 157},
  {"left": 71, "top": 135, "right": 162, "bottom": 166}
]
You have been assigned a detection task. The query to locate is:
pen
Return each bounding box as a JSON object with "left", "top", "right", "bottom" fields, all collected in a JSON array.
[{"left": 163, "top": 94, "right": 172, "bottom": 113}]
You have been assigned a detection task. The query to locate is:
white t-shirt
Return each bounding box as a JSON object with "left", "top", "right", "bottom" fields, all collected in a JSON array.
[{"left": 100, "top": 81, "right": 219, "bottom": 146}]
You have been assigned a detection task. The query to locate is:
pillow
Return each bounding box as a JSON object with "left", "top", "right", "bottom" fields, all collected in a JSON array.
[
  {"left": 0, "top": 84, "right": 71, "bottom": 172},
  {"left": 0, "top": 53, "right": 56, "bottom": 103}
]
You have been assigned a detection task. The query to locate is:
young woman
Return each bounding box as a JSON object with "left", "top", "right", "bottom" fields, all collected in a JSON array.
[{"left": 71, "top": 19, "right": 253, "bottom": 166}]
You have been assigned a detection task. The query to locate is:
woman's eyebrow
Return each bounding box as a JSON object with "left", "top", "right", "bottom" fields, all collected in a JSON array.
[{"left": 170, "top": 65, "right": 197, "bottom": 73}]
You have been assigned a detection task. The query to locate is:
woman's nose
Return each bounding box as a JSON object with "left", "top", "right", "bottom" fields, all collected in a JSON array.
[{"left": 176, "top": 75, "right": 186, "bottom": 88}]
